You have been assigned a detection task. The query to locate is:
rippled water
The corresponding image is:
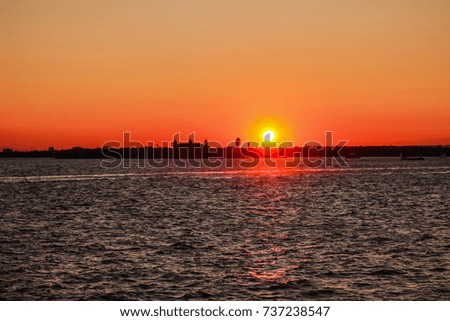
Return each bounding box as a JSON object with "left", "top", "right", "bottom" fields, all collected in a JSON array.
[{"left": 0, "top": 158, "right": 449, "bottom": 300}]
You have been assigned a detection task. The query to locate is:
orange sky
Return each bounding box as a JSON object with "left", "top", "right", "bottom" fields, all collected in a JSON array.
[{"left": 1, "top": 0, "right": 450, "bottom": 150}]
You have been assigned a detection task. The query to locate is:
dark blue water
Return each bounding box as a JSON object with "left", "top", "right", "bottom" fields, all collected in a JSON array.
[{"left": 0, "top": 158, "right": 449, "bottom": 300}]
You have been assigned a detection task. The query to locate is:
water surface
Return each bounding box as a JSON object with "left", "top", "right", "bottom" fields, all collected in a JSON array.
[{"left": 0, "top": 158, "right": 449, "bottom": 300}]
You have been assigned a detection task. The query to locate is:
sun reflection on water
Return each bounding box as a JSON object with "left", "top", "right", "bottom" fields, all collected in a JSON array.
[{"left": 232, "top": 184, "right": 311, "bottom": 285}]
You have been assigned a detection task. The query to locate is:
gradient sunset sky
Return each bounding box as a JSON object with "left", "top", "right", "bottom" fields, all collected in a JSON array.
[{"left": 1, "top": 0, "right": 450, "bottom": 150}]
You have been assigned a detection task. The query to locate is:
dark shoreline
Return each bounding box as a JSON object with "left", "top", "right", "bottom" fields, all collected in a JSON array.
[{"left": 1, "top": 145, "right": 449, "bottom": 159}]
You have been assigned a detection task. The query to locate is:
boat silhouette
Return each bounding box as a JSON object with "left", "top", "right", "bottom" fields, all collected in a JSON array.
[
  {"left": 400, "top": 153, "right": 424, "bottom": 160},
  {"left": 346, "top": 153, "right": 360, "bottom": 159}
]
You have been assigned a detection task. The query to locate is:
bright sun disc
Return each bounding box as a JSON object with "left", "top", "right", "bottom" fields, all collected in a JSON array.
[{"left": 263, "top": 130, "right": 275, "bottom": 142}]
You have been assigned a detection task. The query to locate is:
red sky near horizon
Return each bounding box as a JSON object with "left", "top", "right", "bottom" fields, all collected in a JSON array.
[{"left": 1, "top": 1, "right": 450, "bottom": 150}]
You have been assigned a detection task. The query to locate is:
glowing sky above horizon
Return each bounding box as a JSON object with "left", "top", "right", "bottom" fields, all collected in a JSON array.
[{"left": 1, "top": 0, "right": 450, "bottom": 150}]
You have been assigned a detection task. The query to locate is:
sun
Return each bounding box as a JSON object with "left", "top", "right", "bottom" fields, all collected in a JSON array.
[
  {"left": 247, "top": 117, "right": 290, "bottom": 145},
  {"left": 263, "top": 130, "right": 275, "bottom": 142}
]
